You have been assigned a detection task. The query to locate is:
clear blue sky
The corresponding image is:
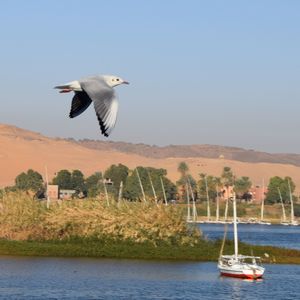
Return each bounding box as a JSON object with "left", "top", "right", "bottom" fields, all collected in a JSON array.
[{"left": 0, "top": 0, "right": 299, "bottom": 153}]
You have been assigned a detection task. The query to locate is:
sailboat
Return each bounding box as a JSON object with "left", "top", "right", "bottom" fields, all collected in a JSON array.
[
  {"left": 201, "top": 176, "right": 220, "bottom": 223},
  {"left": 278, "top": 187, "right": 289, "bottom": 226},
  {"left": 209, "top": 184, "right": 227, "bottom": 224},
  {"left": 186, "top": 183, "right": 192, "bottom": 223},
  {"left": 186, "top": 182, "right": 199, "bottom": 223},
  {"left": 218, "top": 197, "right": 232, "bottom": 224},
  {"left": 218, "top": 192, "right": 265, "bottom": 279},
  {"left": 288, "top": 180, "right": 298, "bottom": 226},
  {"left": 258, "top": 179, "right": 271, "bottom": 225}
]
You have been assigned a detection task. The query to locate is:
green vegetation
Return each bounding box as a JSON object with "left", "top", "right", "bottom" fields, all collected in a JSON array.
[
  {"left": 85, "top": 172, "right": 103, "bottom": 197},
  {"left": 0, "top": 236, "right": 299, "bottom": 264},
  {"left": 0, "top": 193, "right": 200, "bottom": 245},
  {"left": 15, "top": 169, "right": 44, "bottom": 193},
  {"left": 124, "top": 167, "right": 176, "bottom": 202},
  {"left": 3, "top": 163, "right": 299, "bottom": 206},
  {"left": 266, "top": 176, "right": 296, "bottom": 204},
  {"left": 235, "top": 176, "right": 252, "bottom": 198},
  {"left": 0, "top": 192, "right": 299, "bottom": 263},
  {"left": 198, "top": 173, "right": 219, "bottom": 201},
  {"left": 103, "top": 163, "right": 129, "bottom": 197},
  {"left": 52, "top": 169, "right": 86, "bottom": 193},
  {"left": 221, "top": 166, "right": 234, "bottom": 187}
]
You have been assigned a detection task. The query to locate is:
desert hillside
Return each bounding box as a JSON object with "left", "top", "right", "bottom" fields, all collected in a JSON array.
[
  {"left": 1, "top": 123, "right": 300, "bottom": 192},
  {"left": 75, "top": 140, "right": 300, "bottom": 166}
]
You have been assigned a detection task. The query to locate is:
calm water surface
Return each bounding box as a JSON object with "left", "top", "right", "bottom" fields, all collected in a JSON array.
[
  {"left": 199, "top": 223, "right": 300, "bottom": 250},
  {"left": 0, "top": 257, "right": 299, "bottom": 300},
  {"left": 0, "top": 225, "right": 299, "bottom": 299}
]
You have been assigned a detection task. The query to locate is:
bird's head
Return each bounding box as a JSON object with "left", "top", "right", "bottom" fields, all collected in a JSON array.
[{"left": 103, "top": 75, "right": 129, "bottom": 87}]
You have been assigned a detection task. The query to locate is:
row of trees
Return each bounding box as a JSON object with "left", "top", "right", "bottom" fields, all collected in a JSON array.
[
  {"left": 176, "top": 162, "right": 296, "bottom": 204},
  {"left": 5, "top": 164, "right": 176, "bottom": 202},
  {"left": 51, "top": 165, "right": 177, "bottom": 201},
  {"left": 176, "top": 162, "right": 252, "bottom": 201},
  {"left": 1, "top": 162, "right": 297, "bottom": 204}
]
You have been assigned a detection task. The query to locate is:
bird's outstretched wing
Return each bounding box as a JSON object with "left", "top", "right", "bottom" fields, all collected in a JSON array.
[
  {"left": 93, "top": 94, "right": 119, "bottom": 137},
  {"left": 69, "top": 90, "right": 92, "bottom": 118},
  {"left": 80, "top": 77, "right": 119, "bottom": 137}
]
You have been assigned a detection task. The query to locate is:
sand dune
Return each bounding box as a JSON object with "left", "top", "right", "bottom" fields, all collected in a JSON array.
[{"left": 1, "top": 123, "right": 300, "bottom": 192}]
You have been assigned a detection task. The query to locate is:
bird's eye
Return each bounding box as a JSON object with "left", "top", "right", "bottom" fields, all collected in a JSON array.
[{"left": 116, "top": 78, "right": 119, "bottom": 81}]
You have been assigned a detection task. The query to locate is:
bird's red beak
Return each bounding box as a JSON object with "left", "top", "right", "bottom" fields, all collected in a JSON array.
[{"left": 123, "top": 80, "right": 129, "bottom": 84}]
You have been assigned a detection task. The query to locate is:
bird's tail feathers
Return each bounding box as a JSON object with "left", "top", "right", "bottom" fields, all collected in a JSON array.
[
  {"left": 54, "top": 84, "right": 72, "bottom": 89},
  {"left": 54, "top": 80, "right": 82, "bottom": 91}
]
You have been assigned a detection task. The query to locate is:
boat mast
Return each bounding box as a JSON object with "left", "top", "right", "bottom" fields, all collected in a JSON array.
[
  {"left": 101, "top": 173, "right": 110, "bottom": 207},
  {"left": 188, "top": 179, "right": 197, "bottom": 222},
  {"left": 260, "top": 179, "right": 265, "bottom": 222},
  {"left": 205, "top": 176, "right": 211, "bottom": 221},
  {"left": 278, "top": 187, "right": 286, "bottom": 222},
  {"left": 186, "top": 183, "right": 191, "bottom": 221},
  {"left": 160, "top": 177, "right": 168, "bottom": 206},
  {"left": 216, "top": 184, "right": 220, "bottom": 222},
  {"left": 45, "top": 166, "right": 50, "bottom": 209},
  {"left": 148, "top": 171, "right": 158, "bottom": 204},
  {"left": 233, "top": 192, "right": 238, "bottom": 259},
  {"left": 136, "top": 168, "right": 147, "bottom": 203},
  {"left": 224, "top": 198, "right": 229, "bottom": 222},
  {"left": 118, "top": 181, "right": 123, "bottom": 203},
  {"left": 288, "top": 180, "right": 294, "bottom": 223}
]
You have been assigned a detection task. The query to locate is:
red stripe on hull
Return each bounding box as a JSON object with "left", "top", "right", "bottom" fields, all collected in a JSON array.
[{"left": 220, "top": 272, "right": 263, "bottom": 279}]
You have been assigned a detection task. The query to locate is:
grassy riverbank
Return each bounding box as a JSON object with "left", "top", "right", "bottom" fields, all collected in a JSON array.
[
  {"left": 0, "top": 237, "right": 299, "bottom": 264},
  {"left": 0, "top": 193, "right": 299, "bottom": 263}
]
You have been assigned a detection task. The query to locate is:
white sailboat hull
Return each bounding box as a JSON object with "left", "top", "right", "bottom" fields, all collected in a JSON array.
[
  {"left": 257, "top": 221, "right": 271, "bottom": 225},
  {"left": 218, "top": 256, "right": 265, "bottom": 279},
  {"left": 218, "top": 265, "right": 264, "bottom": 279}
]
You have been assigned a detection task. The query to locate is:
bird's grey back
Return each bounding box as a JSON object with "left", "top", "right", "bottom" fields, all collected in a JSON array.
[{"left": 79, "top": 75, "right": 114, "bottom": 104}]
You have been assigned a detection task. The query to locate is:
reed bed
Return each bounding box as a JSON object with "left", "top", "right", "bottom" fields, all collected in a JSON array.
[{"left": 0, "top": 193, "right": 201, "bottom": 246}]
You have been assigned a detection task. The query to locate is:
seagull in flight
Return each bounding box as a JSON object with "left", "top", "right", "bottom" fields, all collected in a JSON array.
[{"left": 55, "top": 75, "right": 129, "bottom": 137}]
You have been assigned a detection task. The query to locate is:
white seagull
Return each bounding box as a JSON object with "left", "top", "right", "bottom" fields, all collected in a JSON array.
[{"left": 55, "top": 75, "right": 129, "bottom": 137}]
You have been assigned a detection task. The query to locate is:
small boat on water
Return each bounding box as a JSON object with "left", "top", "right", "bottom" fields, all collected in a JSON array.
[
  {"left": 218, "top": 192, "right": 265, "bottom": 279},
  {"left": 218, "top": 255, "right": 264, "bottom": 279},
  {"left": 257, "top": 179, "right": 271, "bottom": 225},
  {"left": 288, "top": 180, "right": 298, "bottom": 226},
  {"left": 278, "top": 184, "right": 298, "bottom": 226}
]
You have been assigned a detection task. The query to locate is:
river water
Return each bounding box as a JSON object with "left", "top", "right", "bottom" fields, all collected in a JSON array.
[
  {"left": 199, "top": 223, "right": 300, "bottom": 250},
  {"left": 0, "top": 224, "right": 299, "bottom": 299},
  {"left": 0, "top": 257, "right": 299, "bottom": 299}
]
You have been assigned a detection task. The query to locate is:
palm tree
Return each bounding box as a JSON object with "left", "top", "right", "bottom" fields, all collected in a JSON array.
[
  {"left": 177, "top": 161, "right": 189, "bottom": 178},
  {"left": 176, "top": 162, "right": 189, "bottom": 201},
  {"left": 221, "top": 167, "right": 234, "bottom": 221}
]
